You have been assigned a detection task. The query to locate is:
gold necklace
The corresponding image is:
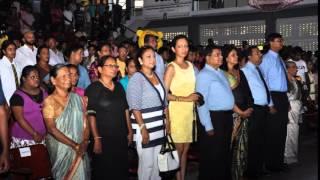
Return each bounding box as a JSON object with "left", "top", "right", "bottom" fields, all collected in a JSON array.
[{"left": 99, "top": 79, "right": 114, "bottom": 89}]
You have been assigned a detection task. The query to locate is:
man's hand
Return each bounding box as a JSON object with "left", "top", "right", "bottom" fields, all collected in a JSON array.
[
  {"left": 269, "top": 106, "right": 277, "bottom": 114},
  {"left": 207, "top": 130, "right": 214, "bottom": 136}
]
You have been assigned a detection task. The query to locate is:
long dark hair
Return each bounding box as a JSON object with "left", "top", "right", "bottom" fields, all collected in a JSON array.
[
  {"left": 47, "top": 64, "right": 68, "bottom": 94},
  {"left": 20, "top": 65, "right": 39, "bottom": 87},
  {"left": 221, "top": 45, "right": 239, "bottom": 71},
  {"left": 170, "top": 34, "right": 189, "bottom": 61}
]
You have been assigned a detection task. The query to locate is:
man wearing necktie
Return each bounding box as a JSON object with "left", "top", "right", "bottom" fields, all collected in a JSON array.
[
  {"left": 259, "top": 33, "right": 290, "bottom": 172},
  {"left": 0, "top": 40, "right": 21, "bottom": 105},
  {"left": 242, "top": 46, "right": 271, "bottom": 178}
]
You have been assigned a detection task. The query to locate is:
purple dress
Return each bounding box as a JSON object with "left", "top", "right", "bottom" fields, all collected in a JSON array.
[{"left": 10, "top": 89, "right": 47, "bottom": 148}]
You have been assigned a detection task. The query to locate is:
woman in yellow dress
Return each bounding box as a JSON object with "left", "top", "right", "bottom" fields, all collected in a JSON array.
[{"left": 164, "top": 35, "right": 199, "bottom": 180}]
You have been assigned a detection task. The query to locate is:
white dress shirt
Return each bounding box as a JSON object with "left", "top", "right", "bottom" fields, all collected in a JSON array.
[
  {"left": 49, "top": 49, "right": 65, "bottom": 65},
  {"left": 15, "top": 44, "right": 38, "bottom": 69},
  {"left": 0, "top": 56, "right": 22, "bottom": 105}
]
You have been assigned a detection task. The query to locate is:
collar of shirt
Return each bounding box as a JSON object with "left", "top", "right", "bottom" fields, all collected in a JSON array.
[
  {"left": 267, "top": 49, "right": 280, "bottom": 58},
  {"left": 1, "top": 56, "right": 17, "bottom": 66},
  {"left": 246, "top": 61, "right": 257, "bottom": 69},
  {"left": 49, "top": 48, "right": 59, "bottom": 54},
  {"left": 204, "top": 63, "right": 221, "bottom": 73},
  {"left": 22, "top": 44, "right": 37, "bottom": 52}
]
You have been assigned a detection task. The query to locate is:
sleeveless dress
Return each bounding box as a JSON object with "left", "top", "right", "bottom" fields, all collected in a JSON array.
[{"left": 168, "top": 61, "right": 196, "bottom": 143}]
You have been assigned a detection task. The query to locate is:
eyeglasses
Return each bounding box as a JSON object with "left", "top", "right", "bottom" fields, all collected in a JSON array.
[{"left": 103, "top": 64, "right": 119, "bottom": 69}]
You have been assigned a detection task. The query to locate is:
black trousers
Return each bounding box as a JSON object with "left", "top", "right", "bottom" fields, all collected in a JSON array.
[
  {"left": 247, "top": 104, "right": 269, "bottom": 176},
  {"left": 265, "top": 92, "right": 289, "bottom": 170},
  {"left": 199, "top": 110, "right": 233, "bottom": 180}
]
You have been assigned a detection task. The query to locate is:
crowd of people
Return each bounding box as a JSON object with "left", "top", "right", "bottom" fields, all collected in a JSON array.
[
  {"left": 0, "top": 0, "right": 126, "bottom": 49},
  {"left": 0, "top": 27, "right": 317, "bottom": 180},
  {"left": 0, "top": 2, "right": 318, "bottom": 177}
]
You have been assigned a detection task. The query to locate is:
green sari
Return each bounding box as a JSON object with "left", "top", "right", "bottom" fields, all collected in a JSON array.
[
  {"left": 224, "top": 71, "right": 248, "bottom": 180},
  {"left": 46, "top": 93, "right": 90, "bottom": 180}
]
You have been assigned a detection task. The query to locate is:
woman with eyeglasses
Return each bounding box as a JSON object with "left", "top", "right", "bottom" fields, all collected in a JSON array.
[
  {"left": 10, "top": 65, "right": 48, "bottom": 148},
  {"left": 85, "top": 55, "right": 133, "bottom": 179}
]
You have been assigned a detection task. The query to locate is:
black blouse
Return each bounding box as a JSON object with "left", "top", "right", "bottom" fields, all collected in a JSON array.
[
  {"left": 85, "top": 81, "right": 129, "bottom": 138},
  {"left": 232, "top": 70, "right": 254, "bottom": 111}
]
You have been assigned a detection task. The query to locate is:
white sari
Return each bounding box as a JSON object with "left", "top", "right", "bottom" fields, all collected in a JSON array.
[{"left": 284, "top": 78, "right": 303, "bottom": 164}]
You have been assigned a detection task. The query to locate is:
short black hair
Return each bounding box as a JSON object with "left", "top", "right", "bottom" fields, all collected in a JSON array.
[
  {"left": 65, "top": 44, "right": 83, "bottom": 58},
  {"left": 267, "top": 33, "right": 283, "bottom": 42},
  {"left": 204, "top": 45, "right": 221, "bottom": 57},
  {"left": 144, "top": 34, "right": 157, "bottom": 45},
  {"left": 247, "top": 46, "right": 259, "bottom": 56}
]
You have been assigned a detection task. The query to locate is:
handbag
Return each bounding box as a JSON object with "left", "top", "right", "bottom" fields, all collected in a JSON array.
[
  {"left": 158, "top": 134, "right": 180, "bottom": 177},
  {"left": 9, "top": 144, "right": 52, "bottom": 179}
]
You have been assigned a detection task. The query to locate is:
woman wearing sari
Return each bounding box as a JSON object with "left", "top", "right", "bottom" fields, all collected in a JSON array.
[
  {"left": 221, "top": 46, "right": 254, "bottom": 180},
  {"left": 42, "top": 64, "right": 90, "bottom": 180},
  {"left": 284, "top": 61, "right": 303, "bottom": 165}
]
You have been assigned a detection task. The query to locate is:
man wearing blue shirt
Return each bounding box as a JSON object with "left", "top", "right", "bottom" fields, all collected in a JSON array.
[
  {"left": 259, "top": 33, "right": 290, "bottom": 172},
  {"left": 242, "top": 46, "right": 271, "bottom": 178},
  {"left": 196, "top": 46, "right": 235, "bottom": 180}
]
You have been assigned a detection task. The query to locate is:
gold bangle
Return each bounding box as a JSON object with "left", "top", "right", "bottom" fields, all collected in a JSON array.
[{"left": 94, "top": 137, "right": 102, "bottom": 139}]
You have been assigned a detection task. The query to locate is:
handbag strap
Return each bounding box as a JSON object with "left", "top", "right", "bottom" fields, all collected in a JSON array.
[
  {"left": 137, "top": 72, "right": 178, "bottom": 152},
  {"left": 137, "top": 71, "right": 166, "bottom": 136}
]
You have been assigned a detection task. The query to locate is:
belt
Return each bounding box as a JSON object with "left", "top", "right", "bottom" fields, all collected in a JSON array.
[
  {"left": 270, "top": 91, "right": 287, "bottom": 94},
  {"left": 253, "top": 104, "right": 268, "bottom": 109},
  {"left": 210, "top": 110, "right": 233, "bottom": 113}
]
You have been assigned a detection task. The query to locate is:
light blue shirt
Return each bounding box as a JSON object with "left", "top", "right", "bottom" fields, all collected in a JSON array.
[
  {"left": 155, "top": 52, "right": 165, "bottom": 81},
  {"left": 196, "top": 64, "right": 235, "bottom": 131},
  {"left": 259, "top": 50, "right": 288, "bottom": 93},
  {"left": 77, "top": 65, "right": 91, "bottom": 89},
  {"left": 242, "top": 61, "right": 269, "bottom": 106}
]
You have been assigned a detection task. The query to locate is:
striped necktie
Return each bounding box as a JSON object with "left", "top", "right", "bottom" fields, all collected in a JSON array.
[{"left": 11, "top": 64, "right": 19, "bottom": 89}]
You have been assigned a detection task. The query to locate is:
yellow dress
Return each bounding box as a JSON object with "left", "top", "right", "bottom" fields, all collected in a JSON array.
[{"left": 169, "top": 61, "right": 196, "bottom": 143}]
